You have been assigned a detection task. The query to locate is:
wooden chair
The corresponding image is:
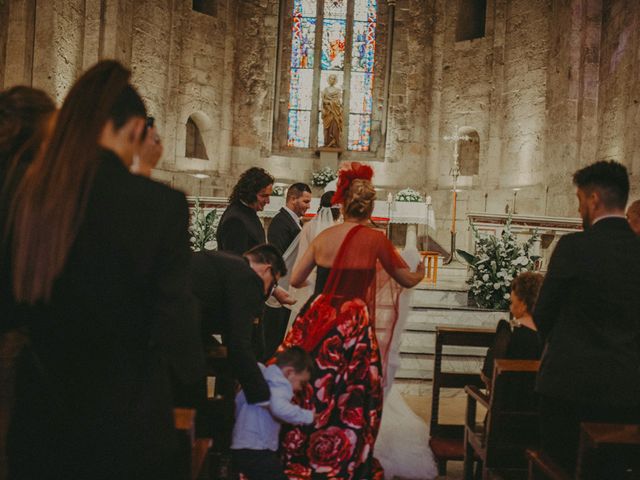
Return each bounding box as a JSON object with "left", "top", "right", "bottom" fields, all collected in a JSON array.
[
  {"left": 429, "top": 326, "right": 495, "bottom": 476},
  {"left": 463, "top": 359, "right": 540, "bottom": 480},
  {"left": 527, "top": 423, "right": 640, "bottom": 480}
]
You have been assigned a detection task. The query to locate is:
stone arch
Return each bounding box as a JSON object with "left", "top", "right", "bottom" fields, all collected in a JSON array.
[
  {"left": 185, "top": 112, "right": 211, "bottom": 160},
  {"left": 457, "top": 127, "right": 480, "bottom": 176}
]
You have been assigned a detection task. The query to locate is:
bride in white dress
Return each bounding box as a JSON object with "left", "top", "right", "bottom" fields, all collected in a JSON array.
[
  {"left": 286, "top": 198, "right": 438, "bottom": 480},
  {"left": 375, "top": 232, "right": 438, "bottom": 480}
]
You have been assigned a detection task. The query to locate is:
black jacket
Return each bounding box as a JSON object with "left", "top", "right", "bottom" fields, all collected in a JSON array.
[
  {"left": 534, "top": 217, "right": 640, "bottom": 407},
  {"left": 217, "top": 201, "right": 265, "bottom": 255},
  {"left": 3, "top": 149, "right": 204, "bottom": 479},
  {"left": 267, "top": 207, "right": 301, "bottom": 255},
  {"left": 190, "top": 250, "right": 270, "bottom": 404}
]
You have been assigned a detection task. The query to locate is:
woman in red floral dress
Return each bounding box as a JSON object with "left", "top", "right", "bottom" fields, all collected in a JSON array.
[{"left": 277, "top": 164, "right": 425, "bottom": 479}]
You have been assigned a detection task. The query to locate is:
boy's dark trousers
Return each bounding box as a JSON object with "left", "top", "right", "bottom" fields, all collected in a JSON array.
[{"left": 231, "top": 449, "right": 288, "bottom": 480}]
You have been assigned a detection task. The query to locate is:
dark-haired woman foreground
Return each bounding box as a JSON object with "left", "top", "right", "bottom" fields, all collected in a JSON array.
[{"left": 1, "top": 61, "right": 202, "bottom": 479}]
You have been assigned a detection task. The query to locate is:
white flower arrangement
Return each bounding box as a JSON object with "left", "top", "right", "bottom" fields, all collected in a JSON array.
[
  {"left": 311, "top": 167, "right": 337, "bottom": 187},
  {"left": 189, "top": 198, "right": 219, "bottom": 252},
  {"left": 395, "top": 188, "right": 424, "bottom": 202},
  {"left": 271, "top": 185, "right": 285, "bottom": 197},
  {"left": 457, "top": 217, "right": 540, "bottom": 310}
]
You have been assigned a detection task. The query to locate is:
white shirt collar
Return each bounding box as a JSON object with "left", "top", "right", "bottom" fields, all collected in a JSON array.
[{"left": 283, "top": 205, "right": 302, "bottom": 229}]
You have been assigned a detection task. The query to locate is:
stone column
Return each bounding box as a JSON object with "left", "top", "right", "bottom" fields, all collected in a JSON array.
[
  {"left": 3, "top": 0, "right": 36, "bottom": 87},
  {"left": 425, "top": 0, "right": 445, "bottom": 191}
]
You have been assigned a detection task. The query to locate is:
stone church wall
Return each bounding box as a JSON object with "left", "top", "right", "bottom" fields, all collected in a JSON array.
[
  {"left": 597, "top": 0, "right": 640, "bottom": 183},
  {"left": 1, "top": 0, "right": 639, "bottom": 253}
]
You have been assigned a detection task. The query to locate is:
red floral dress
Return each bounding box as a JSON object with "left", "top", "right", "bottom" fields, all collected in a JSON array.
[
  {"left": 277, "top": 225, "right": 406, "bottom": 480},
  {"left": 278, "top": 275, "right": 384, "bottom": 480}
]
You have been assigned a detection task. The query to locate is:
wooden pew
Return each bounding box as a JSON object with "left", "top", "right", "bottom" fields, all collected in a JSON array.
[
  {"left": 429, "top": 326, "right": 495, "bottom": 476},
  {"left": 527, "top": 423, "right": 640, "bottom": 480},
  {"left": 194, "top": 344, "right": 234, "bottom": 480},
  {"left": 463, "top": 359, "right": 540, "bottom": 480}
]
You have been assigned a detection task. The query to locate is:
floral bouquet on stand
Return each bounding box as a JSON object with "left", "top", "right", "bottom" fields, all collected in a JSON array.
[
  {"left": 457, "top": 217, "right": 539, "bottom": 310},
  {"left": 395, "top": 188, "right": 424, "bottom": 202},
  {"left": 311, "top": 167, "right": 337, "bottom": 188},
  {"left": 189, "top": 197, "right": 218, "bottom": 252}
]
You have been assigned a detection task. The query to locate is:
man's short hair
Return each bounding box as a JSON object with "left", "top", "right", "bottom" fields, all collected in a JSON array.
[
  {"left": 286, "top": 182, "right": 311, "bottom": 201},
  {"left": 573, "top": 161, "right": 629, "bottom": 210},
  {"left": 275, "top": 346, "right": 314, "bottom": 373},
  {"left": 244, "top": 244, "right": 287, "bottom": 277}
]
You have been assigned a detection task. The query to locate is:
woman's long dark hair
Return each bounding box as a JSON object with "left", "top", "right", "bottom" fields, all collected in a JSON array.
[
  {"left": 0, "top": 86, "right": 56, "bottom": 189},
  {"left": 8, "top": 60, "right": 145, "bottom": 303}
]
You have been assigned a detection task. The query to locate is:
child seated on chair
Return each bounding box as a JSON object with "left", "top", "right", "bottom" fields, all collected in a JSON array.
[{"left": 230, "top": 346, "right": 315, "bottom": 480}]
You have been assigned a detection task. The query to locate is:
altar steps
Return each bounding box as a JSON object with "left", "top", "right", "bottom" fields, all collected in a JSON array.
[{"left": 394, "top": 266, "right": 506, "bottom": 395}]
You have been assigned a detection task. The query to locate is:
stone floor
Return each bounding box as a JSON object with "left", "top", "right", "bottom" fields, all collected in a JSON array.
[{"left": 401, "top": 389, "right": 482, "bottom": 480}]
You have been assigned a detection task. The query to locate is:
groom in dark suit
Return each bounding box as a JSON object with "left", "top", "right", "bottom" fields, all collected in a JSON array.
[
  {"left": 534, "top": 160, "right": 640, "bottom": 474},
  {"left": 264, "top": 183, "right": 312, "bottom": 358}
]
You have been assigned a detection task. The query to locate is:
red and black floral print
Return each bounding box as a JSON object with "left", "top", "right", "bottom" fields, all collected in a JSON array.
[{"left": 278, "top": 297, "right": 384, "bottom": 480}]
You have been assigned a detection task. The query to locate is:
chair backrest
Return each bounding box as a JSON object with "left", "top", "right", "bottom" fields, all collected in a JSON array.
[
  {"left": 430, "top": 326, "right": 495, "bottom": 438},
  {"left": 485, "top": 359, "right": 540, "bottom": 469}
]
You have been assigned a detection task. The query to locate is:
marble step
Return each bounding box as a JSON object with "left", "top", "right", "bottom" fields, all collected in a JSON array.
[
  {"left": 410, "top": 286, "right": 469, "bottom": 308},
  {"left": 405, "top": 306, "right": 506, "bottom": 329}
]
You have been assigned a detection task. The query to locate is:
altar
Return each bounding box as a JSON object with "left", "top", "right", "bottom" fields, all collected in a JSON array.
[
  {"left": 187, "top": 196, "right": 437, "bottom": 250},
  {"left": 465, "top": 212, "right": 582, "bottom": 271},
  {"left": 262, "top": 196, "right": 436, "bottom": 229}
]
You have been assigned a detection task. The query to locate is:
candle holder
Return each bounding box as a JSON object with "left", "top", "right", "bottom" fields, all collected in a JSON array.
[{"left": 443, "top": 126, "right": 470, "bottom": 265}]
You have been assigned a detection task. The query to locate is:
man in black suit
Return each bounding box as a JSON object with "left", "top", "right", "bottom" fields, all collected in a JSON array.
[
  {"left": 264, "top": 183, "right": 312, "bottom": 358},
  {"left": 217, "top": 167, "right": 274, "bottom": 255},
  {"left": 190, "top": 245, "right": 287, "bottom": 439},
  {"left": 534, "top": 160, "right": 640, "bottom": 474}
]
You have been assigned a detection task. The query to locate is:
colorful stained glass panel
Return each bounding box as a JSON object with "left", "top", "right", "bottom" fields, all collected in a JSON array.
[
  {"left": 289, "top": 69, "right": 314, "bottom": 110},
  {"left": 349, "top": 72, "right": 373, "bottom": 114},
  {"left": 291, "top": 17, "right": 316, "bottom": 69},
  {"left": 348, "top": 113, "right": 371, "bottom": 151},
  {"left": 324, "top": 0, "right": 347, "bottom": 19},
  {"left": 321, "top": 18, "right": 346, "bottom": 70},
  {"left": 354, "top": 0, "right": 376, "bottom": 21},
  {"left": 351, "top": 22, "right": 375, "bottom": 72},
  {"left": 288, "top": 110, "right": 311, "bottom": 148},
  {"left": 294, "top": 0, "right": 317, "bottom": 17}
]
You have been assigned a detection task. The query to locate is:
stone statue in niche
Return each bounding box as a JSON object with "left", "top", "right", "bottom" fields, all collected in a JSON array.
[{"left": 321, "top": 74, "right": 343, "bottom": 148}]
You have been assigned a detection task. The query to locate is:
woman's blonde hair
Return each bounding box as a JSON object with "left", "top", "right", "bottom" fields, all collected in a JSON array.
[{"left": 343, "top": 179, "right": 376, "bottom": 220}]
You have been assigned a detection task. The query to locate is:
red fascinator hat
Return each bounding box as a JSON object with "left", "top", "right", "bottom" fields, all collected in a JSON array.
[{"left": 331, "top": 162, "right": 374, "bottom": 205}]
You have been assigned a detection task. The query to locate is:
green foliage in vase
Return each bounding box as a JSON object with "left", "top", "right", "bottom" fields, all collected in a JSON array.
[
  {"left": 189, "top": 198, "right": 218, "bottom": 252},
  {"left": 457, "top": 216, "right": 540, "bottom": 310}
]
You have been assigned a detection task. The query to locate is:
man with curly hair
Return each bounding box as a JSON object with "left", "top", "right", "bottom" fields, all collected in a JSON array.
[{"left": 217, "top": 167, "right": 274, "bottom": 255}]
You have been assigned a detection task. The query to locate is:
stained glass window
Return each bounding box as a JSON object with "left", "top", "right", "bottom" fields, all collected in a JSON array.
[{"left": 286, "top": 0, "right": 378, "bottom": 151}]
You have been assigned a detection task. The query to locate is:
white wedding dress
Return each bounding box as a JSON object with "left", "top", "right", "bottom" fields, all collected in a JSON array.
[{"left": 375, "top": 245, "right": 438, "bottom": 480}]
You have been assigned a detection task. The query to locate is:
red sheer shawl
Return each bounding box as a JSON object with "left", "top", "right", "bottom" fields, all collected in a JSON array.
[{"left": 299, "top": 224, "right": 407, "bottom": 382}]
